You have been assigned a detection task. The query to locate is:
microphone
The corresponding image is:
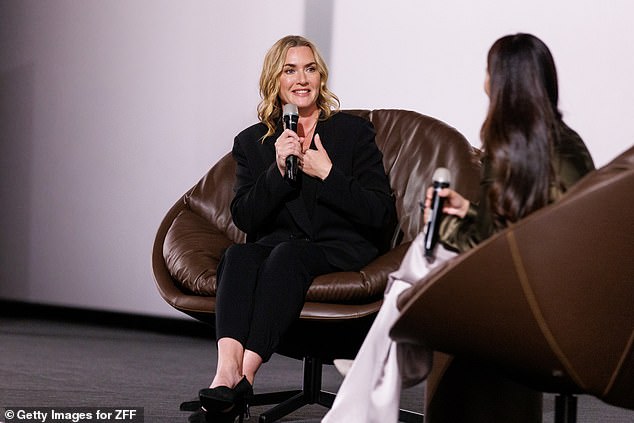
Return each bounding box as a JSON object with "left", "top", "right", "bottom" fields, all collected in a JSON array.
[
  {"left": 424, "top": 167, "right": 451, "bottom": 261},
  {"left": 283, "top": 103, "right": 299, "bottom": 182}
]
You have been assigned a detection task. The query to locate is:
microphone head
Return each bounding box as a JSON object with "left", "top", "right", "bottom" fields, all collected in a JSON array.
[
  {"left": 283, "top": 103, "right": 299, "bottom": 117},
  {"left": 432, "top": 167, "right": 451, "bottom": 184}
]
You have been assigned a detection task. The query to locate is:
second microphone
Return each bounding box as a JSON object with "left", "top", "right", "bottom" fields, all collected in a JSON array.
[{"left": 423, "top": 167, "right": 451, "bottom": 262}]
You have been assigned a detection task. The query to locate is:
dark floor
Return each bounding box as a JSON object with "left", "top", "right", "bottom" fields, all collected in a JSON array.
[{"left": 1, "top": 303, "right": 632, "bottom": 422}]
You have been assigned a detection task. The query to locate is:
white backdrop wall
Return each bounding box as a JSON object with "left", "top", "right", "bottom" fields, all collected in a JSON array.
[
  {"left": 1, "top": 1, "right": 632, "bottom": 318},
  {"left": 329, "top": 0, "right": 634, "bottom": 167}
]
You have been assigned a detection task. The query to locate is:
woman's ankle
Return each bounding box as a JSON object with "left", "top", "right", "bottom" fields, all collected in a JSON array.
[{"left": 210, "top": 372, "right": 243, "bottom": 389}]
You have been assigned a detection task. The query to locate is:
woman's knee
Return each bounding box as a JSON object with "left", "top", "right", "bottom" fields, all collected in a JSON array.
[
  {"left": 268, "top": 240, "right": 326, "bottom": 269},
  {"left": 222, "top": 243, "right": 269, "bottom": 269}
]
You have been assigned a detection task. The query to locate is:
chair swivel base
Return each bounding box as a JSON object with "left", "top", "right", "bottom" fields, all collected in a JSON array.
[
  {"left": 554, "top": 394, "right": 577, "bottom": 423},
  {"left": 252, "top": 355, "right": 424, "bottom": 423},
  {"left": 251, "top": 355, "right": 332, "bottom": 423}
]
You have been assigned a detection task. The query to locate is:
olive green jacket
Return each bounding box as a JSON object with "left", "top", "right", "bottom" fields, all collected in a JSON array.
[{"left": 439, "top": 123, "right": 595, "bottom": 253}]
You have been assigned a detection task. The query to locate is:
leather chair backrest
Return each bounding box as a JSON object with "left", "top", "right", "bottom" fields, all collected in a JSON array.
[
  {"left": 345, "top": 110, "right": 480, "bottom": 244},
  {"left": 164, "top": 109, "right": 480, "bottom": 303},
  {"left": 391, "top": 145, "right": 634, "bottom": 409}
]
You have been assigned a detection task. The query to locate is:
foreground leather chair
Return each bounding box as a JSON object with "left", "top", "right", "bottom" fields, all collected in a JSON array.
[
  {"left": 391, "top": 145, "right": 634, "bottom": 422},
  {"left": 152, "top": 109, "right": 481, "bottom": 422}
]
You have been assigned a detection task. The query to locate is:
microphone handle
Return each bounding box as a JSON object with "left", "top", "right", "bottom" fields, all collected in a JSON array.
[
  {"left": 283, "top": 114, "right": 299, "bottom": 182},
  {"left": 285, "top": 155, "right": 298, "bottom": 181},
  {"left": 424, "top": 182, "right": 449, "bottom": 257}
]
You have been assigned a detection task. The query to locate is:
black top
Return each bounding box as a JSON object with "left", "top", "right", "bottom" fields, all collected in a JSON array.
[{"left": 230, "top": 112, "right": 397, "bottom": 271}]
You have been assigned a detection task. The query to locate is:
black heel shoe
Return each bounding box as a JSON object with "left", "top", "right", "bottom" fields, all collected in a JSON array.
[
  {"left": 198, "top": 377, "right": 253, "bottom": 422},
  {"left": 187, "top": 405, "right": 241, "bottom": 423},
  {"left": 201, "top": 401, "right": 249, "bottom": 423},
  {"left": 232, "top": 377, "right": 253, "bottom": 422},
  {"left": 232, "top": 376, "right": 254, "bottom": 403},
  {"left": 198, "top": 385, "right": 235, "bottom": 413},
  {"left": 186, "top": 408, "right": 210, "bottom": 423}
]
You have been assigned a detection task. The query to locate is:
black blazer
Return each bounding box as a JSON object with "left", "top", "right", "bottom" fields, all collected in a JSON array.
[{"left": 230, "top": 112, "right": 396, "bottom": 271}]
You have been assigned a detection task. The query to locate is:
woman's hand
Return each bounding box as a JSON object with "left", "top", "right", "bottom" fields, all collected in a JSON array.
[
  {"left": 275, "top": 129, "right": 303, "bottom": 177},
  {"left": 423, "top": 186, "right": 470, "bottom": 223},
  {"left": 300, "top": 134, "right": 332, "bottom": 180}
]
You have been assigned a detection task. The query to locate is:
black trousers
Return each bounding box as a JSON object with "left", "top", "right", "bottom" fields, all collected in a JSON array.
[{"left": 214, "top": 240, "right": 337, "bottom": 362}]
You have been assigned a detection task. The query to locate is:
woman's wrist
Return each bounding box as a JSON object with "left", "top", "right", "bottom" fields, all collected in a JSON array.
[
  {"left": 320, "top": 164, "right": 333, "bottom": 181},
  {"left": 459, "top": 200, "right": 470, "bottom": 218}
]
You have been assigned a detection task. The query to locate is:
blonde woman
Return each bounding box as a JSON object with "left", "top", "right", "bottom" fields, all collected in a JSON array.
[{"left": 189, "top": 35, "right": 395, "bottom": 423}]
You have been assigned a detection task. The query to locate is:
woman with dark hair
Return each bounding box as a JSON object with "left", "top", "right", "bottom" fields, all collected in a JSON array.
[
  {"left": 188, "top": 35, "right": 395, "bottom": 423},
  {"left": 323, "top": 33, "right": 594, "bottom": 423},
  {"left": 440, "top": 33, "right": 594, "bottom": 250}
]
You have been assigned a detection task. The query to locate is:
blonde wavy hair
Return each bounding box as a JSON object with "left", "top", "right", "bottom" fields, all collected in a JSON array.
[{"left": 257, "top": 35, "right": 340, "bottom": 139}]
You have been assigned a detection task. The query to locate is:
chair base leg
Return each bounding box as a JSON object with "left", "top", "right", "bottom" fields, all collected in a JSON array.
[
  {"left": 554, "top": 394, "right": 577, "bottom": 423},
  {"left": 257, "top": 390, "right": 336, "bottom": 423},
  {"left": 252, "top": 355, "right": 424, "bottom": 423},
  {"left": 253, "top": 356, "right": 333, "bottom": 423},
  {"left": 399, "top": 409, "right": 425, "bottom": 423}
]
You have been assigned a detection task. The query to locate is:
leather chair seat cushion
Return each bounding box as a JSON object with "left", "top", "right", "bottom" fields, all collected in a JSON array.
[{"left": 164, "top": 204, "right": 410, "bottom": 303}]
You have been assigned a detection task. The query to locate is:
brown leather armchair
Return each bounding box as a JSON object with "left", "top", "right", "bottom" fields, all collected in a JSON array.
[
  {"left": 152, "top": 109, "right": 481, "bottom": 422},
  {"left": 391, "top": 145, "right": 634, "bottom": 423}
]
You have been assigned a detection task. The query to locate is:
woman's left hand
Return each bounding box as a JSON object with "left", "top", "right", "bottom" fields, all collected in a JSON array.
[
  {"left": 423, "top": 186, "right": 470, "bottom": 222},
  {"left": 300, "top": 134, "right": 332, "bottom": 180}
]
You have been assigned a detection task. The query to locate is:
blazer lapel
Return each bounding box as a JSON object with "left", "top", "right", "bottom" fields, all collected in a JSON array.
[
  {"left": 286, "top": 191, "right": 312, "bottom": 236},
  {"left": 265, "top": 126, "right": 312, "bottom": 236},
  {"left": 283, "top": 117, "right": 334, "bottom": 238}
]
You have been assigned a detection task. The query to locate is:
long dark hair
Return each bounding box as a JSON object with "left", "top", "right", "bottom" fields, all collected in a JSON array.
[{"left": 481, "top": 33, "right": 561, "bottom": 228}]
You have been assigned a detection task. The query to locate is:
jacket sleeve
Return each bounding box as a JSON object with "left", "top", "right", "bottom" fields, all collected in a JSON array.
[
  {"left": 438, "top": 203, "right": 482, "bottom": 253},
  {"left": 230, "top": 132, "right": 295, "bottom": 235}
]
